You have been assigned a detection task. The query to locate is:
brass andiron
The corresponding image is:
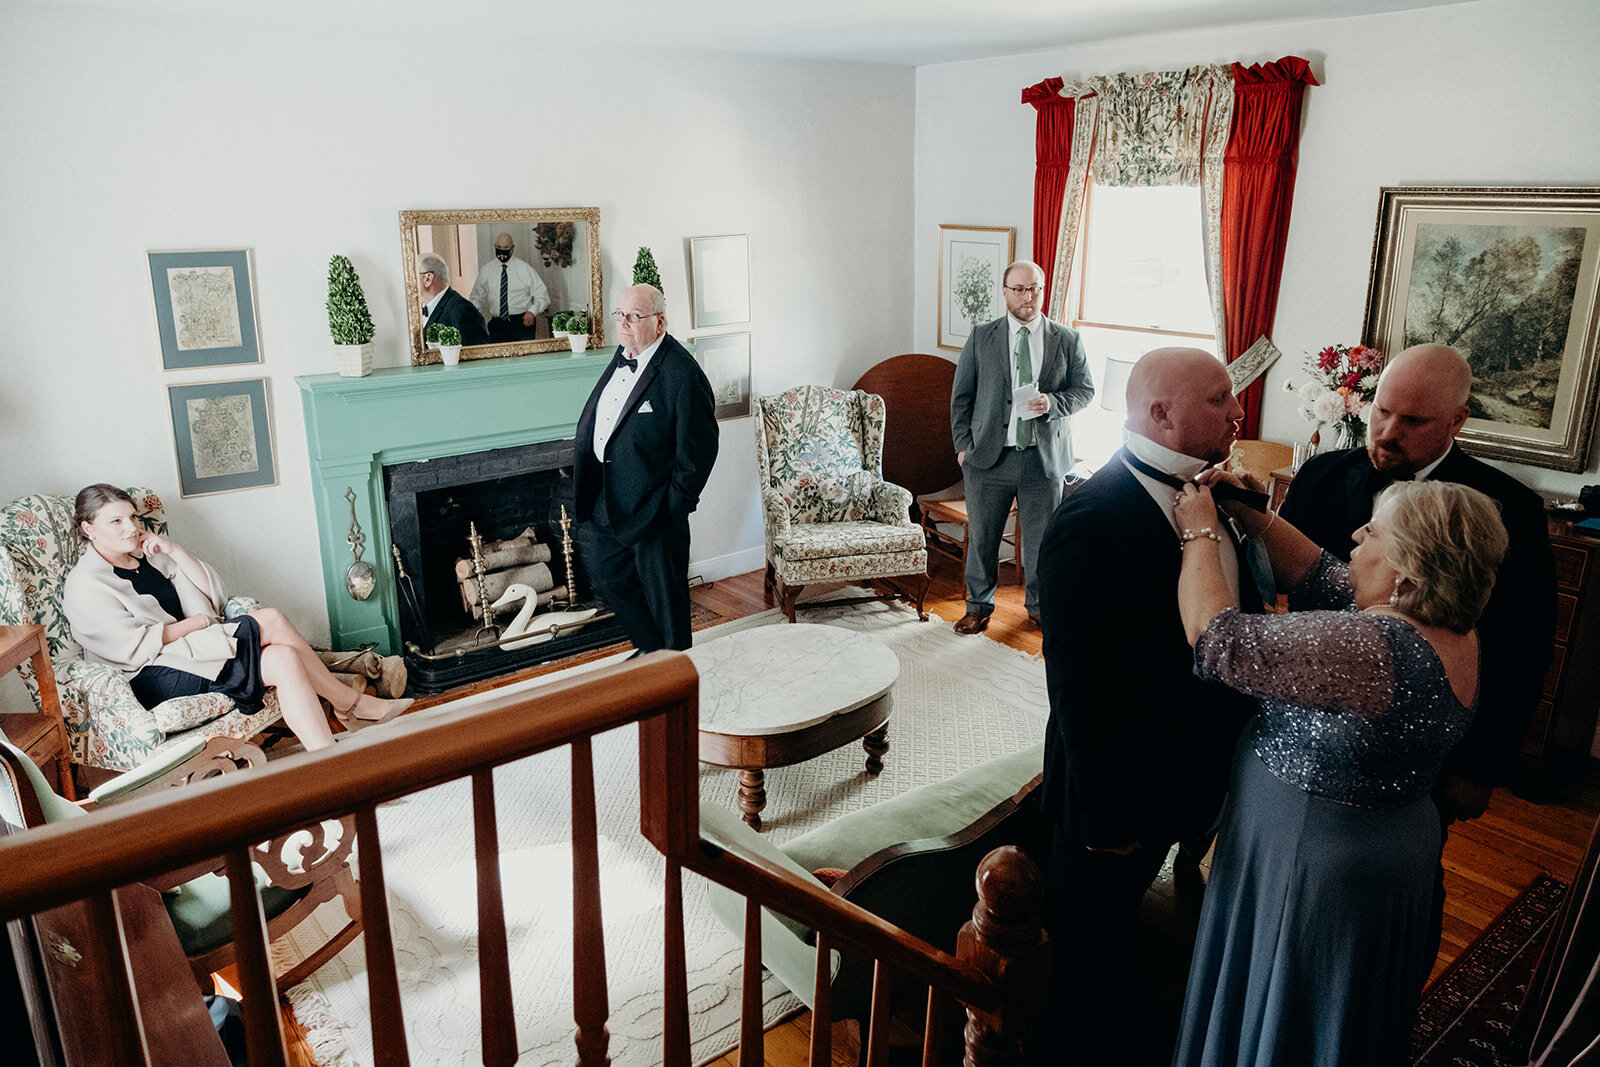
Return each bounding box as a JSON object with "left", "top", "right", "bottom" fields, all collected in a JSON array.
[
  {"left": 468, "top": 522, "right": 500, "bottom": 641},
  {"left": 557, "top": 505, "right": 577, "bottom": 609}
]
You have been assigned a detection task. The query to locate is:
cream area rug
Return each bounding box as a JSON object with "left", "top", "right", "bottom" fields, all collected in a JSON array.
[{"left": 280, "top": 595, "right": 1049, "bottom": 1067}]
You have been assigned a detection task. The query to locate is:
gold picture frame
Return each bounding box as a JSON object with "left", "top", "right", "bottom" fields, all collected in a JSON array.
[
  {"left": 938, "top": 224, "right": 1015, "bottom": 352},
  {"left": 1362, "top": 186, "right": 1600, "bottom": 472},
  {"left": 400, "top": 207, "right": 603, "bottom": 365}
]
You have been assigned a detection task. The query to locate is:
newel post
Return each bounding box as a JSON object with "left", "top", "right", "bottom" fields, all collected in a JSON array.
[{"left": 957, "top": 845, "right": 1049, "bottom": 1066}]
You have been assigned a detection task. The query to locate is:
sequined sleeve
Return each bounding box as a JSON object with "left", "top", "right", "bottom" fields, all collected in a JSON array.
[
  {"left": 1194, "top": 606, "right": 1398, "bottom": 718},
  {"left": 1286, "top": 550, "right": 1355, "bottom": 613}
]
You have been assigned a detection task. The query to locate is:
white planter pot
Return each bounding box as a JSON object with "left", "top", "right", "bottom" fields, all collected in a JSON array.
[
  {"left": 552, "top": 330, "right": 570, "bottom": 339},
  {"left": 439, "top": 345, "right": 462, "bottom": 367},
  {"left": 334, "top": 342, "right": 372, "bottom": 377},
  {"left": 569, "top": 334, "right": 589, "bottom": 353}
]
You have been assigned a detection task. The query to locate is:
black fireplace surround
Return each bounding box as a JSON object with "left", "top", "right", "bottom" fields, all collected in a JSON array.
[{"left": 383, "top": 439, "right": 627, "bottom": 691}]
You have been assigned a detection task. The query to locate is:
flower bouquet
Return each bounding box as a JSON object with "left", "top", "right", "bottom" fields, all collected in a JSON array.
[{"left": 1285, "top": 343, "right": 1386, "bottom": 448}]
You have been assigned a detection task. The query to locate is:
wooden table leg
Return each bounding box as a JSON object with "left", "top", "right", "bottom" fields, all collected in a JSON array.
[
  {"left": 863, "top": 724, "right": 889, "bottom": 775},
  {"left": 737, "top": 769, "right": 766, "bottom": 831}
]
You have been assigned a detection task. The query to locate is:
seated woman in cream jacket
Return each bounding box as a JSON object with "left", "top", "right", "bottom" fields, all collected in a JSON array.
[{"left": 63, "top": 484, "right": 411, "bottom": 749}]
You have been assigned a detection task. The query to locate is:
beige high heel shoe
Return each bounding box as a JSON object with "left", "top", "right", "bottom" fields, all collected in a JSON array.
[{"left": 329, "top": 690, "right": 414, "bottom": 732}]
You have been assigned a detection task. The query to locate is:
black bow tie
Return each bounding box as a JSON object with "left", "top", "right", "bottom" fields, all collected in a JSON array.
[
  {"left": 612, "top": 352, "right": 638, "bottom": 373},
  {"left": 1122, "top": 450, "right": 1269, "bottom": 513}
]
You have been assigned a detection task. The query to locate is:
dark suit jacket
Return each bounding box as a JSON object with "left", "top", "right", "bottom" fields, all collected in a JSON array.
[
  {"left": 573, "top": 335, "right": 719, "bottom": 546},
  {"left": 425, "top": 288, "right": 491, "bottom": 346},
  {"left": 1038, "top": 452, "right": 1256, "bottom": 851},
  {"left": 1278, "top": 444, "right": 1556, "bottom": 785},
  {"left": 951, "top": 316, "right": 1094, "bottom": 481}
]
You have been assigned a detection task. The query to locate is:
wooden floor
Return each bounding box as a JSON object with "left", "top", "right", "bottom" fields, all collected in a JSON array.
[{"left": 272, "top": 545, "right": 1599, "bottom": 1066}]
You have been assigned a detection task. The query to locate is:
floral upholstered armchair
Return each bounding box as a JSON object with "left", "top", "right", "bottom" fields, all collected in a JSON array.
[
  {"left": 0, "top": 487, "right": 281, "bottom": 772},
  {"left": 753, "top": 385, "right": 929, "bottom": 622}
]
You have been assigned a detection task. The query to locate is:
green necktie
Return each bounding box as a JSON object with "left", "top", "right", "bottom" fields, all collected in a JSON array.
[{"left": 1015, "top": 326, "right": 1034, "bottom": 449}]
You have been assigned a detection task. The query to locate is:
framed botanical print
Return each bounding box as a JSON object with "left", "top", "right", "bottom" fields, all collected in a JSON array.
[
  {"left": 146, "top": 248, "right": 262, "bottom": 371},
  {"left": 938, "top": 225, "right": 1015, "bottom": 351},
  {"left": 166, "top": 378, "right": 278, "bottom": 497}
]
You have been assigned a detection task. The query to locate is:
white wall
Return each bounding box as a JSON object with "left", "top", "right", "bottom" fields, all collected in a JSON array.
[
  {"left": 0, "top": 2, "right": 915, "bottom": 641},
  {"left": 914, "top": 0, "right": 1600, "bottom": 496}
]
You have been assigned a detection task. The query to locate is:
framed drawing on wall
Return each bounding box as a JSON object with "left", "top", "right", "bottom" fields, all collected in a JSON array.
[
  {"left": 1363, "top": 186, "right": 1600, "bottom": 472},
  {"left": 688, "top": 234, "right": 751, "bottom": 329},
  {"left": 691, "top": 332, "right": 751, "bottom": 420},
  {"left": 938, "top": 225, "right": 1015, "bottom": 351},
  {"left": 166, "top": 378, "right": 278, "bottom": 497},
  {"left": 146, "top": 249, "right": 262, "bottom": 371}
]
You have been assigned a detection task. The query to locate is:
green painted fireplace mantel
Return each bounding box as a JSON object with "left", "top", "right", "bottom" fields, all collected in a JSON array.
[{"left": 297, "top": 352, "right": 608, "bottom": 655}]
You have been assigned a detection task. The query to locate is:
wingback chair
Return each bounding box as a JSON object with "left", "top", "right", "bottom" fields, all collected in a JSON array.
[
  {"left": 0, "top": 487, "right": 281, "bottom": 772},
  {"left": 753, "top": 385, "right": 930, "bottom": 621}
]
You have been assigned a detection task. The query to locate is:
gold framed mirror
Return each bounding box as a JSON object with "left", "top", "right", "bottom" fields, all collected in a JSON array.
[{"left": 399, "top": 207, "right": 603, "bottom": 365}]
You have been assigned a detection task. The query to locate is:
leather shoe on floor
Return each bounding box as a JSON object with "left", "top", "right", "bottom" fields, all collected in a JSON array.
[{"left": 953, "top": 612, "right": 991, "bottom": 636}]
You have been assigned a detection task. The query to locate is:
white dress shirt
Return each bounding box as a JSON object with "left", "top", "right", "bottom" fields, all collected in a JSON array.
[
  {"left": 592, "top": 334, "right": 666, "bottom": 460},
  {"left": 1124, "top": 431, "right": 1242, "bottom": 604},
  {"left": 470, "top": 256, "right": 550, "bottom": 319},
  {"left": 1005, "top": 313, "right": 1048, "bottom": 447}
]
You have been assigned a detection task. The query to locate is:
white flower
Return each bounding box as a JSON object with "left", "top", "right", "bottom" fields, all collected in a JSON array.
[
  {"left": 1313, "top": 392, "right": 1346, "bottom": 423},
  {"left": 1297, "top": 380, "right": 1323, "bottom": 404}
]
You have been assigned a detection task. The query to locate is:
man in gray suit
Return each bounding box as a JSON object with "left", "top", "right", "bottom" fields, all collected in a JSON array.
[{"left": 950, "top": 260, "right": 1095, "bottom": 633}]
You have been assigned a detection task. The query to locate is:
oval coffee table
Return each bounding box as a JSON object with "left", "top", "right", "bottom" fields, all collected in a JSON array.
[{"left": 687, "top": 623, "right": 899, "bottom": 830}]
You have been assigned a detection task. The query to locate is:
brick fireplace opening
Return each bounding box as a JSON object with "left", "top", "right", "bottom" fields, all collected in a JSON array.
[{"left": 384, "top": 439, "right": 627, "bottom": 692}]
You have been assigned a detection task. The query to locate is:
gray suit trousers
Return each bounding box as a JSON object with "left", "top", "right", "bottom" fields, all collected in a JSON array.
[{"left": 961, "top": 446, "right": 1061, "bottom": 615}]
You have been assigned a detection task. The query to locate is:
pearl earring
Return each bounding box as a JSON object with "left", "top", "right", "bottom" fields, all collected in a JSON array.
[{"left": 1390, "top": 574, "right": 1405, "bottom": 608}]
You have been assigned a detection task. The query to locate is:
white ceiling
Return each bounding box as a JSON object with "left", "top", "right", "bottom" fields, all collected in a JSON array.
[{"left": 38, "top": 0, "right": 1472, "bottom": 66}]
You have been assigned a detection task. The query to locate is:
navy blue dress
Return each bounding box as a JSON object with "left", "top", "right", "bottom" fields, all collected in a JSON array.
[
  {"left": 114, "top": 560, "right": 267, "bottom": 712},
  {"left": 1172, "top": 554, "right": 1476, "bottom": 1067}
]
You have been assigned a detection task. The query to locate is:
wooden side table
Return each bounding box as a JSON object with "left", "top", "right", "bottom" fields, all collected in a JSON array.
[{"left": 0, "top": 624, "right": 76, "bottom": 799}]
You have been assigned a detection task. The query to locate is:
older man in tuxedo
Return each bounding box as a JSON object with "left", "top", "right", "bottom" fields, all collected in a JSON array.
[
  {"left": 1279, "top": 342, "right": 1556, "bottom": 958},
  {"left": 949, "top": 260, "right": 1094, "bottom": 633},
  {"left": 417, "top": 253, "right": 491, "bottom": 347},
  {"left": 573, "top": 284, "right": 718, "bottom": 653},
  {"left": 1037, "top": 347, "right": 1259, "bottom": 1061}
]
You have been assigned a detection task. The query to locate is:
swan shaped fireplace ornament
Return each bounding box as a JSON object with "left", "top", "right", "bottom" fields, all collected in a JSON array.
[{"left": 488, "top": 583, "right": 600, "bottom": 651}]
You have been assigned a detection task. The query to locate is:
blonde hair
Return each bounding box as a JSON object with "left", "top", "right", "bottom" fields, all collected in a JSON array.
[{"left": 1374, "top": 481, "right": 1508, "bottom": 633}]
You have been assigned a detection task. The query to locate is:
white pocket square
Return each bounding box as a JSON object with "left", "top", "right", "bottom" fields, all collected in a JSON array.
[{"left": 639, "top": 401, "right": 655, "bottom": 413}]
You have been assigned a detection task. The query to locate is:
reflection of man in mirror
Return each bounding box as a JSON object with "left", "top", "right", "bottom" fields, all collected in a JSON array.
[
  {"left": 418, "top": 253, "right": 490, "bottom": 346},
  {"left": 471, "top": 233, "right": 550, "bottom": 343}
]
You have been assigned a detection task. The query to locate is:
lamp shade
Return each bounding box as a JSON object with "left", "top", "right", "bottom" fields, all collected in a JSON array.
[{"left": 1099, "top": 356, "right": 1137, "bottom": 413}]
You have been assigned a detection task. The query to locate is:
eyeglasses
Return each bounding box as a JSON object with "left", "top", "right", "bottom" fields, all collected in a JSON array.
[
  {"left": 610, "top": 310, "right": 661, "bottom": 324},
  {"left": 1004, "top": 285, "right": 1042, "bottom": 295}
]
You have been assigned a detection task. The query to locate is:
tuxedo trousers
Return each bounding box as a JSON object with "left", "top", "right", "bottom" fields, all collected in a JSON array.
[
  {"left": 577, "top": 505, "right": 692, "bottom": 653},
  {"left": 960, "top": 445, "right": 1060, "bottom": 616}
]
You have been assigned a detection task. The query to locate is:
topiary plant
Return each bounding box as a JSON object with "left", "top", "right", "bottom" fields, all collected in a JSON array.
[
  {"left": 424, "top": 323, "right": 461, "bottom": 346},
  {"left": 632, "top": 247, "right": 662, "bottom": 294},
  {"left": 551, "top": 311, "right": 573, "bottom": 333},
  {"left": 565, "top": 310, "right": 589, "bottom": 334},
  {"left": 326, "top": 254, "right": 376, "bottom": 345}
]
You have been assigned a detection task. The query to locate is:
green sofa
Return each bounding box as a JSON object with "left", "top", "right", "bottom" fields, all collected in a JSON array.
[{"left": 701, "top": 742, "right": 1046, "bottom": 1022}]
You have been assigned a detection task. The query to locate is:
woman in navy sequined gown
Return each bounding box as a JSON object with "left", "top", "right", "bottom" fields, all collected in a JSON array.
[{"left": 1169, "top": 478, "right": 1509, "bottom": 1067}]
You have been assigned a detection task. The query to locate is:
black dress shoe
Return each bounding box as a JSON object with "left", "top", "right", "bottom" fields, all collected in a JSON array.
[{"left": 953, "top": 612, "right": 991, "bottom": 635}]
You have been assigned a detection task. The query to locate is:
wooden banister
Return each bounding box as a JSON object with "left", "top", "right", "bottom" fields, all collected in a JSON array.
[{"left": 0, "top": 650, "right": 1043, "bottom": 1066}]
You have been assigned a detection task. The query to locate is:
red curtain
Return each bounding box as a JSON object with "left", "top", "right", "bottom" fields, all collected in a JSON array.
[
  {"left": 1221, "top": 56, "right": 1318, "bottom": 438},
  {"left": 1022, "top": 78, "right": 1075, "bottom": 299}
]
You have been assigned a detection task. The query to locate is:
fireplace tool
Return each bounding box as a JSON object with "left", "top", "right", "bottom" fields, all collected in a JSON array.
[
  {"left": 554, "top": 504, "right": 578, "bottom": 609},
  {"left": 467, "top": 522, "right": 501, "bottom": 641},
  {"left": 390, "top": 544, "right": 435, "bottom": 653}
]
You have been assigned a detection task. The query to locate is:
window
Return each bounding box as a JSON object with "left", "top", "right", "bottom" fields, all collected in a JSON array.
[{"left": 1064, "top": 184, "right": 1218, "bottom": 468}]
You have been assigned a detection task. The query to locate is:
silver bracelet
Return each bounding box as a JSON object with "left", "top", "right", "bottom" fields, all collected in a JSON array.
[{"left": 1179, "top": 527, "right": 1223, "bottom": 545}]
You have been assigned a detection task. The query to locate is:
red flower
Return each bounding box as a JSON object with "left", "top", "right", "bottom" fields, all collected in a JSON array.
[
  {"left": 141, "top": 494, "right": 162, "bottom": 513},
  {"left": 16, "top": 511, "right": 38, "bottom": 527},
  {"left": 1316, "top": 346, "right": 1341, "bottom": 370},
  {"left": 1341, "top": 370, "right": 1365, "bottom": 389}
]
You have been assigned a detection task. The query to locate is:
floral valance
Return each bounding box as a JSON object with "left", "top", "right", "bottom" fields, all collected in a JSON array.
[{"left": 1070, "top": 64, "right": 1233, "bottom": 187}]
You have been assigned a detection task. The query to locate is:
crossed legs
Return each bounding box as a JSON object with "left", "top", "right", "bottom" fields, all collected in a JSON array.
[{"left": 249, "top": 609, "right": 411, "bottom": 750}]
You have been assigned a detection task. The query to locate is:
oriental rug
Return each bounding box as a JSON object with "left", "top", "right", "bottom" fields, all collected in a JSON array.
[
  {"left": 279, "top": 596, "right": 1050, "bottom": 1066},
  {"left": 1410, "top": 873, "right": 1569, "bottom": 1066}
]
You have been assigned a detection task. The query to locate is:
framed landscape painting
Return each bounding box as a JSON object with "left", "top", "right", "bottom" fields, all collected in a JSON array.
[
  {"left": 1363, "top": 186, "right": 1600, "bottom": 472},
  {"left": 166, "top": 378, "right": 278, "bottom": 497},
  {"left": 938, "top": 225, "right": 1015, "bottom": 351}
]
